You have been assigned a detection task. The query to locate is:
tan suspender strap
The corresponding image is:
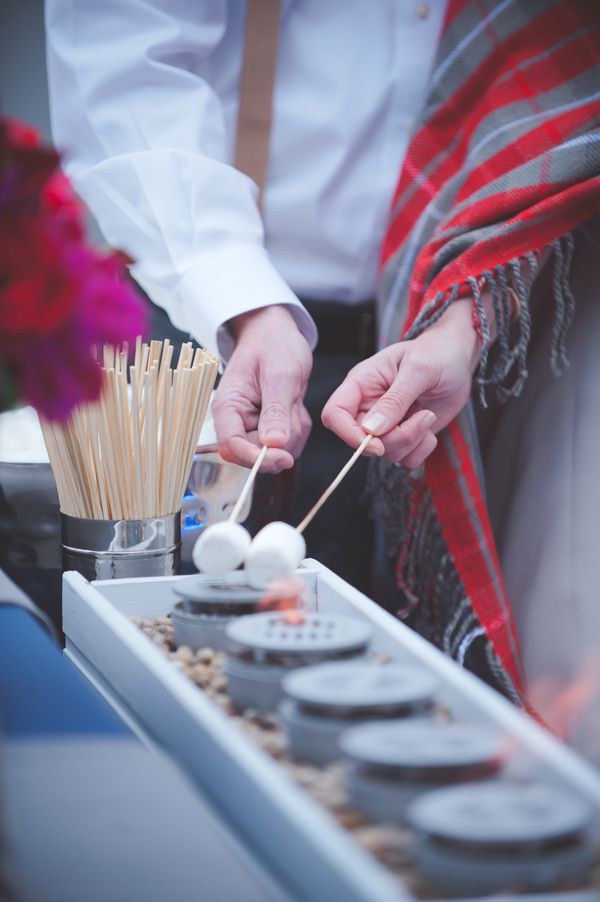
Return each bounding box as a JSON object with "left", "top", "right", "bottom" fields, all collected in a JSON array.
[{"left": 234, "top": 0, "right": 281, "bottom": 210}]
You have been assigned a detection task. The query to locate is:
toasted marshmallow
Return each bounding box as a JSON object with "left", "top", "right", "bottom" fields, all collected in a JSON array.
[
  {"left": 192, "top": 521, "right": 252, "bottom": 576},
  {"left": 245, "top": 521, "right": 306, "bottom": 589}
]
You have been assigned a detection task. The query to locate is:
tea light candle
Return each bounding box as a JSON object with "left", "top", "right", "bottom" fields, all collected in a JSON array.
[
  {"left": 408, "top": 781, "right": 594, "bottom": 896},
  {"left": 171, "top": 576, "right": 264, "bottom": 651},
  {"left": 340, "top": 720, "right": 503, "bottom": 825},
  {"left": 225, "top": 611, "right": 372, "bottom": 711},
  {"left": 279, "top": 660, "right": 438, "bottom": 765}
]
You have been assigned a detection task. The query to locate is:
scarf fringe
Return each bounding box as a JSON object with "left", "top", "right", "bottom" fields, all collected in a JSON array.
[
  {"left": 366, "top": 456, "right": 521, "bottom": 702},
  {"left": 368, "top": 221, "right": 600, "bottom": 702},
  {"left": 404, "top": 222, "right": 599, "bottom": 409}
]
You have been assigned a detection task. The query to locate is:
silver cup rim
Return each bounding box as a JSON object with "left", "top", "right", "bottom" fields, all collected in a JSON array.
[{"left": 61, "top": 511, "right": 181, "bottom": 555}]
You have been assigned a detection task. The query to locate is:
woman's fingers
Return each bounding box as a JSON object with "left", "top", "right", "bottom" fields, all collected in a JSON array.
[
  {"left": 402, "top": 430, "right": 438, "bottom": 469},
  {"left": 378, "top": 409, "right": 437, "bottom": 463},
  {"left": 361, "top": 357, "right": 434, "bottom": 437},
  {"left": 322, "top": 344, "right": 443, "bottom": 465},
  {"left": 321, "top": 376, "right": 385, "bottom": 456}
]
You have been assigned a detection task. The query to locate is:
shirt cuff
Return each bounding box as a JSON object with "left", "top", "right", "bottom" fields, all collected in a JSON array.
[{"left": 174, "top": 243, "right": 318, "bottom": 361}]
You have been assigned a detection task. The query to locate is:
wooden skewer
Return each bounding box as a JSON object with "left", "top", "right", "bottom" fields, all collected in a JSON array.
[
  {"left": 174, "top": 358, "right": 214, "bottom": 510},
  {"left": 295, "top": 432, "right": 373, "bottom": 535},
  {"left": 41, "top": 339, "right": 219, "bottom": 521},
  {"left": 228, "top": 444, "right": 268, "bottom": 524},
  {"left": 130, "top": 366, "right": 144, "bottom": 517},
  {"left": 134, "top": 335, "right": 142, "bottom": 371}
]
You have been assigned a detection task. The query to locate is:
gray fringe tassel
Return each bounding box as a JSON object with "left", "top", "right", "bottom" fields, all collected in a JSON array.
[
  {"left": 402, "top": 228, "right": 586, "bottom": 409},
  {"left": 405, "top": 284, "right": 460, "bottom": 340},
  {"left": 365, "top": 223, "right": 598, "bottom": 704}
]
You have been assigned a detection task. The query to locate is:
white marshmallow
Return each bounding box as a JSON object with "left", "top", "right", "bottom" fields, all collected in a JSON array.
[
  {"left": 192, "top": 521, "right": 252, "bottom": 576},
  {"left": 244, "top": 521, "right": 306, "bottom": 589}
]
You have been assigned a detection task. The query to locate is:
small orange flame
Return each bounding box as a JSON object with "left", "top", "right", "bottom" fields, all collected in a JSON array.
[
  {"left": 526, "top": 653, "right": 600, "bottom": 763},
  {"left": 281, "top": 607, "right": 306, "bottom": 626},
  {"left": 258, "top": 577, "right": 308, "bottom": 625}
]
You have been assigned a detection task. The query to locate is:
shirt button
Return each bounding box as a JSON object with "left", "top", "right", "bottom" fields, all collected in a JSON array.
[{"left": 417, "top": 2, "right": 430, "bottom": 18}]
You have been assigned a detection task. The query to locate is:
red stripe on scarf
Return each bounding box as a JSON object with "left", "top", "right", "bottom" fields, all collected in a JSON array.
[
  {"left": 426, "top": 421, "right": 523, "bottom": 688},
  {"left": 379, "top": 0, "right": 599, "bottom": 697},
  {"left": 382, "top": 4, "right": 598, "bottom": 266},
  {"left": 406, "top": 178, "right": 600, "bottom": 327},
  {"left": 459, "top": 95, "right": 600, "bottom": 201}
]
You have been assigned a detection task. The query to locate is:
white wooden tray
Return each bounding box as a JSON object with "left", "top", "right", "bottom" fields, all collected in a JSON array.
[{"left": 63, "top": 561, "right": 600, "bottom": 902}]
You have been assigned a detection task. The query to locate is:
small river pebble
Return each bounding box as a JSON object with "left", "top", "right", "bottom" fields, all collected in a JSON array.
[
  {"left": 196, "top": 647, "right": 214, "bottom": 664},
  {"left": 174, "top": 645, "right": 195, "bottom": 664}
]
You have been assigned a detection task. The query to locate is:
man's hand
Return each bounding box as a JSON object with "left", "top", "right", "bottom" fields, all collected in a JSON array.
[
  {"left": 322, "top": 297, "right": 481, "bottom": 469},
  {"left": 212, "top": 305, "right": 313, "bottom": 473}
]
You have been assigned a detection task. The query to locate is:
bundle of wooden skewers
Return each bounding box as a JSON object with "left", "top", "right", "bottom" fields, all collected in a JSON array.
[{"left": 41, "top": 338, "right": 219, "bottom": 520}]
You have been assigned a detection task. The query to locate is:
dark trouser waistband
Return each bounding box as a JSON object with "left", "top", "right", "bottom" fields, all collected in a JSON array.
[
  {"left": 146, "top": 289, "right": 376, "bottom": 361},
  {"left": 302, "top": 298, "right": 376, "bottom": 358}
]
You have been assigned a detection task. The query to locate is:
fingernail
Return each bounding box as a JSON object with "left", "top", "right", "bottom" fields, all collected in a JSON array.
[
  {"left": 366, "top": 440, "right": 385, "bottom": 457},
  {"left": 362, "top": 412, "right": 387, "bottom": 435},
  {"left": 422, "top": 412, "right": 437, "bottom": 429},
  {"left": 262, "top": 429, "right": 285, "bottom": 443}
]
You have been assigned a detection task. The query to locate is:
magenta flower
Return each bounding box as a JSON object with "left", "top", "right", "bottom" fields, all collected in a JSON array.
[{"left": 0, "top": 117, "right": 147, "bottom": 420}]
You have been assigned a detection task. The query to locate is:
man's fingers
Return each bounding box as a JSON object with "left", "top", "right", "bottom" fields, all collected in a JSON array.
[
  {"left": 286, "top": 403, "right": 312, "bottom": 459},
  {"left": 213, "top": 308, "right": 313, "bottom": 470},
  {"left": 215, "top": 398, "right": 294, "bottom": 473},
  {"left": 220, "top": 434, "right": 294, "bottom": 473},
  {"left": 259, "top": 448, "right": 296, "bottom": 473},
  {"left": 362, "top": 360, "right": 433, "bottom": 436},
  {"left": 258, "top": 370, "right": 300, "bottom": 447}
]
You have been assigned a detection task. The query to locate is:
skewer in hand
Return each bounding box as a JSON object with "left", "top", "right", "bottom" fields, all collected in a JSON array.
[
  {"left": 245, "top": 433, "right": 374, "bottom": 588},
  {"left": 192, "top": 444, "right": 268, "bottom": 576}
]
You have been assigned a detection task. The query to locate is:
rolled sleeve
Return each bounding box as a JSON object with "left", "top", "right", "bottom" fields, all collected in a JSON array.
[{"left": 169, "top": 244, "right": 318, "bottom": 359}]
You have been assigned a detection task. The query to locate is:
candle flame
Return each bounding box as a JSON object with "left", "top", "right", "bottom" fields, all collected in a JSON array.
[
  {"left": 258, "top": 577, "right": 308, "bottom": 625},
  {"left": 488, "top": 651, "right": 600, "bottom": 771},
  {"left": 527, "top": 653, "right": 600, "bottom": 762}
]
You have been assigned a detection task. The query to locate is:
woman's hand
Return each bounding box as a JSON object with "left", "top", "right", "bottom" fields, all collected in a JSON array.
[{"left": 321, "top": 298, "right": 481, "bottom": 468}]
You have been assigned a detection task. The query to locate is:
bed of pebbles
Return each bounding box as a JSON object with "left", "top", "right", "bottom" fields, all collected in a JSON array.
[{"left": 132, "top": 614, "right": 600, "bottom": 899}]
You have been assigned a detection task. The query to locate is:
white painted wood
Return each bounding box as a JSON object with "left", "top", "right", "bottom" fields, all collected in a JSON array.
[
  {"left": 63, "top": 570, "right": 406, "bottom": 902},
  {"left": 86, "top": 568, "right": 319, "bottom": 615},
  {"left": 305, "top": 560, "right": 600, "bottom": 815},
  {"left": 63, "top": 559, "right": 600, "bottom": 902}
]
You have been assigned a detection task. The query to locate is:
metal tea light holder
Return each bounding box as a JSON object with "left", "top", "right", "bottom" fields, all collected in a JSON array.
[
  {"left": 278, "top": 660, "right": 439, "bottom": 766},
  {"left": 407, "top": 781, "right": 595, "bottom": 897},
  {"left": 171, "top": 575, "right": 269, "bottom": 652},
  {"left": 224, "top": 612, "right": 372, "bottom": 712},
  {"left": 339, "top": 720, "right": 503, "bottom": 825}
]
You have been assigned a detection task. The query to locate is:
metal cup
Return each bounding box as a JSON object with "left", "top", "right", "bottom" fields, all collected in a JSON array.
[{"left": 61, "top": 512, "right": 181, "bottom": 581}]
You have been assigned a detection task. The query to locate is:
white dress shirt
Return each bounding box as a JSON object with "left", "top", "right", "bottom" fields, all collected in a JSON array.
[{"left": 45, "top": 0, "right": 446, "bottom": 358}]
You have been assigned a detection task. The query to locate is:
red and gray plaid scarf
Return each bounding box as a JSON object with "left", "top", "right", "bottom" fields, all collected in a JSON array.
[{"left": 374, "top": 0, "right": 600, "bottom": 700}]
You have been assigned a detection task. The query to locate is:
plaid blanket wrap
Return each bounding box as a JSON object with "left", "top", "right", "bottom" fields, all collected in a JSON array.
[{"left": 372, "top": 0, "right": 600, "bottom": 701}]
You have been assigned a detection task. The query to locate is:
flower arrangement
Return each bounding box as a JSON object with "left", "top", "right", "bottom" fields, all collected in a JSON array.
[{"left": 0, "top": 117, "right": 146, "bottom": 420}]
